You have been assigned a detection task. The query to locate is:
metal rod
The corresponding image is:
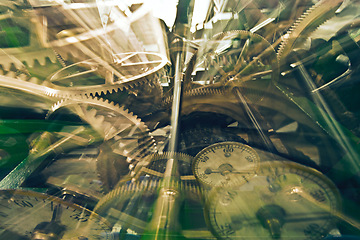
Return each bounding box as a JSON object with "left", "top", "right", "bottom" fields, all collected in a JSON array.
[
  {"left": 165, "top": 52, "right": 183, "bottom": 178},
  {"left": 140, "top": 52, "right": 184, "bottom": 240},
  {"left": 168, "top": 52, "right": 182, "bottom": 154}
]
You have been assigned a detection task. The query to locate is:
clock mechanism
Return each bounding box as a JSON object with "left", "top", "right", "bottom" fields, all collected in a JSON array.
[{"left": 0, "top": 0, "right": 359, "bottom": 239}]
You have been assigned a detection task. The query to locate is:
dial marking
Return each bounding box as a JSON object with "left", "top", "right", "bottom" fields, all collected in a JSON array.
[
  {"left": 0, "top": 190, "right": 112, "bottom": 239},
  {"left": 205, "top": 161, "right": 340, "bottom": 239},
  {"left": 193, "top": 142, "right": 259, "bottom": 187}
]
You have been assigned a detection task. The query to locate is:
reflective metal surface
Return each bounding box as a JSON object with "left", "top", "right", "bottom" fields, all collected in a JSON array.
[{"left": 0, "top": 0, "right": 359, "bottom": 239}]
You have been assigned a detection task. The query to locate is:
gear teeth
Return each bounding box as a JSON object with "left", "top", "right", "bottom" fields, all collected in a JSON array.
[
  {"left": 95, "top": 179, "right": 201, "bottom": 214},
  {"left": 5, "top": 71, "right": 16, "bottom": 78},
  {"left": 46, "top": 92, "right": 58, "bottom": 98},
  {"left": 99, "top": 90, "right": 106, "bottom": 96},
  {"left": 41, "top": 50, "right": 167, "bottom": 97},
  {"left": 44, "top": 57, "right": 55, "bottom": 66},
  {"left": 55, "top": 49, "right": 74, "bottom": 62},
  {"left": 132, "top": 81, "right": 139, "bottom": 87},
  {"left": 37, "top": 57, "right": 47, "bottom": 66},
  {"left": 13, "top": 61, "right": 24, "bottom": 70},
  {"left": 149, "top": 152, "right": 194, "bottom": 163},
  {"left": 2, "top": 62, "right": 11, "bottom": 72},
  {"left": 20, "top": 57, "right": 33, "bottom": 68},
  {"left": 27, "top": 59, "right": 37, "bottom": 68},
  {"left": 163, "top": 87, "right": 227, "bottom": 107},
  {"left": 42, "top": 73, "right": 162, "bottom": 98},
  {"left": 48, "top": 96, "right": 152, "bottom": 161},
  {"left": 9, "top": 63, "right": 17, "bottom": 72},
  {"left": 277, "top": 0, "right": 344, "bottom": 61},
  {"left": 33, "top": 59, "right": 42, "bottom": 69},
  {"left": 122, "top": 84, "right": 131, "bottom": 91},
  {"left": 48, "top": 54, "right": 58, "bottom": 64},
  {"left": 0, "top": 70, "right": 47, "bottom": 94},
  {"left": 18, "top": 74, "right": 28, "bottom": 81},
  {"left": 49, "top": 99, "right": 66, "bottom": 115},
  {"left": 23, "top": 56, "right": 35, "bottom": 68}
]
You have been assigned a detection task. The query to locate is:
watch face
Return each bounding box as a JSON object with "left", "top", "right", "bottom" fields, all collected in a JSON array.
[
  {"left": 206, "top": 161, "right": 341, "bottom": 240},
  {"left": 0, "top": 190, "right": 112, "bottom": 240},
  {"left": 0, "top": 0, "right": 360, "bottom": 239},
  {"left": 193, "top": 142, "right": 259, "bottom": 187}
]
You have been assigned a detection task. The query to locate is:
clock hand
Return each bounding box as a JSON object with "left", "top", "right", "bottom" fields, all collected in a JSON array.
[{"left": 31, "top": 204, "right": 66, "bottom": 240}]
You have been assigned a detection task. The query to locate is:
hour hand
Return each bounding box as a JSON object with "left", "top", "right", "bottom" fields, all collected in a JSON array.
[{"left": 31, "top": 204, "right": 66, "bottom": 240}]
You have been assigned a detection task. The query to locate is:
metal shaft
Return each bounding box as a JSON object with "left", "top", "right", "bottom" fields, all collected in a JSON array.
[
  {"left": 166, "top": 51, "right": 183, "bottom": 177},
  {"left": 141, "top": 50, "right": 185, "bottom": 240}
]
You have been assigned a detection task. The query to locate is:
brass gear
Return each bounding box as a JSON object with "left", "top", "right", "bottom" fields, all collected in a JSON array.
[
  {"left": 163, "top": 85, "right": 331, "bottom": 170},
  {"left": 47, "top": 96, "right": 158, "bottom": 192},
  {"left": 28, "top": 1, "right": 170, "bottom": 97},
  {"left": 0, "top": 1, "right": 60, "bottom": 74},
  {"left": 97, "top": 151, "right": 195, "bottom": 193},
  {"left": 48, "top": 95, "right": 152, "bottom": 142},
  {"left": 43, "top": 54, "right": 168, "bottom": 97},
  {"left": 94, "top": 179, "right": 204, "bottom": 237},
  {"left": 277, "top": 0, "right": 344, "bottom": 63},
  {"left": 184, "top": 30, "right": 279, "bottom": 101}
]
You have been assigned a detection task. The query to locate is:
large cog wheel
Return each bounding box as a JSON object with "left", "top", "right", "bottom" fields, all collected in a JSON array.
[
  {"left": 28, "top": 0, "right": 170, "bottom": 97},
  {"left": 0, "top": 1, "right": 58, "bottom": 72},
  {"left": 97, "top": 151, "right": 195, "bottom": 193},
  {"left": 164, "top": 84, "right": 335, "bottom": 171},
  {"left": 44, "top": 53, "right": 168, "bottom": 97},
  {"left": 185, "top": 30, "right": 279, "bottom": 101},
  {"left": 94, "top": 179, "right": 204, "bottom": 238},
  {"left": 277, "top": 0, "right": 345, "bottom": 64},
  {"left": 47, "top": 96, "right": 157, "bottom": 191},
  {"left": 48, "top": 95, "right": 152, "bottom": 142}
]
